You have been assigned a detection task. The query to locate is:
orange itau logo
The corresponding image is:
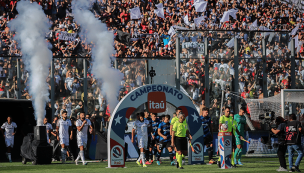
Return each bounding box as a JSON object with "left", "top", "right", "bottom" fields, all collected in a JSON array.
[{"left": 147, "top": 92, "right": 166, "bottom": 113}]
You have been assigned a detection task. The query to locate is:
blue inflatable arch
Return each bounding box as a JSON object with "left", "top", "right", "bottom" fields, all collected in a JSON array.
[{"left": 107, "top": 84, "right": 204, "bottom": 167}]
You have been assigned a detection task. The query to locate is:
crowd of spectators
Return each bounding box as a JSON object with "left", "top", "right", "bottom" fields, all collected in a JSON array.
[{"left": 0, "top": 0, "right": 303, "bottom": 128}]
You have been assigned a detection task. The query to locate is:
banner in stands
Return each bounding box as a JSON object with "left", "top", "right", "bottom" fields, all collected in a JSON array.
[
  {"left": 107, "top": 84, "right": 204, "bottom": 168},
  {"left": 58, "top": 32, "right": 77, "bottom": 41}
]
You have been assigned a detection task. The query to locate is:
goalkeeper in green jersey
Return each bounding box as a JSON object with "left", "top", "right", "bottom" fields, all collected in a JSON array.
[
  {"left": 233, "top": 107, "right": 247, "bottom": 165},
  {"left": 218, "top": 107, "right": 244, "bottom": 168}
]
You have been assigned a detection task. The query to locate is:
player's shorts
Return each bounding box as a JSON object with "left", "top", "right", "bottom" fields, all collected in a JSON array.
[
  {"left": 137, "top": 136, "right": 148, "bottom": 150},
  {"left": 77, "top": 136, "right": 87, "bottom": 148},
  {"left": 158, "top": 140, "right": 172, "bottom": 150},
  {"left": 175, "top": 137, "right": 187, "bottom": 151},
  {"left": 204, "top": 134, "right": 213, "bottom": 145},
  {"left": 5, "top": 137, "right": 14, "bottom": 148},
  {"left": 235, "top": 135, "right": 243, "bottom": 146},
  {"left": 60, "top": 137, "right": 69, "bottom": 146},
  {"left": 149, "top": 138, "right": 159, "bottom": 148}
]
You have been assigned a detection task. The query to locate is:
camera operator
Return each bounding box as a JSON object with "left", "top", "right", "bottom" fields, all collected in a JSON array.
[
  {"left": 286, "top": 114, "right": 303, "bottom": 172},
  {"left": 271, "top": 117, "right": 288, "bottom": 172}
]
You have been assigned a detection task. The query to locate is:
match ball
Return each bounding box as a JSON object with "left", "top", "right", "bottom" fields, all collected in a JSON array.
[{"left": 221, "top": 124, "right": 228, "bottom": 131}]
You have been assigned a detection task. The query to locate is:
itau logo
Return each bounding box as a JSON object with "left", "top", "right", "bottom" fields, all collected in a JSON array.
[{"left": 148, "top": 92, "right": 166, "bottom": 113}]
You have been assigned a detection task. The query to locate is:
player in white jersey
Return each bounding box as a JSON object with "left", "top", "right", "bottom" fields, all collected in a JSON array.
[
  {"left": 75, "top": 112, "right": 94, "bottom": 165},
  {"left": 131, "top": 112, "right": 151, "bottom": 167},
  {"left": 43, "top": 117, "right": 54, "bottom": 144},
  {"left": 56, "top": 111, "right": 73, "bottom": 163},
  {"left": 1, "top": 116, "right": 17, "bottom": 162}
]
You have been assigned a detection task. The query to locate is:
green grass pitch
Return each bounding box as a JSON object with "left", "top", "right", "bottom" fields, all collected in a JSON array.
[{"left": 0, "top": 157, "right": 302, "bottom": 173}]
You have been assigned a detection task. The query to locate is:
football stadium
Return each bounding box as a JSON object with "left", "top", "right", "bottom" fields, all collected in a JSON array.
[{"left": 1, "top": 0, "right": 304, "bottom": 172}]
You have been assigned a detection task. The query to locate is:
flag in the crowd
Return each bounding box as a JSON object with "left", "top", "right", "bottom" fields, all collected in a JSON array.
[
  {"left": 259, "top": 26, "right": 271, "bottom": 37},
  {"left": 154, "top": 3, "right": 164, "bottom": 18},
  {"left": 193, "top": 0, "right": 207, "bottom": 12},
  {"left": 168, "top": 25, "right": 189, "bottom": 37},
  {"left": 226, "top": 38, "right": 234, "bottom": 48},
  {"left": 184, "top": 15, "right": 190, "bottom": 25},
  {"left": 268, "top": 33, "right": 275, "bottom": 42},
  {"left": 115, "top": 30, "right": 131, "bottom": 45},
  {"left": 229, "top": 9, "right": 238, "bottom": 19},
  {"left": 220, "top": 9, "right": 238, "bottom": 23},
  {"left": 155, "top": 3, "right": 163, "bottom": 9},
  {"left": 130, "top": 7, "right": 141, "bottom": 20},
  {"left": 288, "top": 35, "right": 299, "bottom": 51},
  {"left": 168, "top": 26, "right": 176, "bottom": 37},
  {"left": 298, "top": 41, "right": 303, "bottom": 52},
  {"left": 194, "top": 16, "right": 205, "bottom": 26},
  {"left": 291, "top": 23, "right": 300, "bottom": 35},
  {"left": 249, "top": 19, "right": 258, "bottom": 30}
]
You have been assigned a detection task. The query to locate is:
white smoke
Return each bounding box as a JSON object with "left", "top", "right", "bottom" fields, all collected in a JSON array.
[
  {"left": 9, "top": 1, "right": 52, "bottom": 126},
  {"left": 72, "top": 0, "right": 123, "bottom": 113}
]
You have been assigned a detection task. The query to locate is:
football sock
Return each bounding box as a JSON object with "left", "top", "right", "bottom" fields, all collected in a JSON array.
[
  {"left": 137, "top": 153, "right": 142, "bottom": 162},
  {"left": 231, "top": 151, "right": 235, "bottom": 165},
  {"left": 207, "top": 147, "right": 213, "bottom": 161},
  {"left": 238, "top": 148, "right": 242, "bottom": 162},
  {"left": 169, "top": 152, "right": 173, "bottom": 162},
  {"left": 177, "top": 154, "right": 182, "bottom": 167},
  {"left": 80, "top": 150, "right": 85, "bottom": 163},
  {"left": 61, "top": 148, "right": 66, "bottom": 161},
  {"left": 141, "top": 152, "right": 145, "bottom": 164},
  {"left": 156, "top": 151, "right": 161, "bottom": 161},
  {"left": 145, "top": 149, "right": 149, "bottom": 161},
  {"left": 75, "top": 153, "right": 80, "bottom": 161},
  {"left": 8, "top": 153, "right": 11, "bottom": 161},
  {"left": 153, "top": 146, "right": 157, "bottom": 156},
  {"left": 149, "top": 151, "right": 153, "bottom": 161},
  {"left": 234, "top": 148, "right": 240, "bottom": 161}
]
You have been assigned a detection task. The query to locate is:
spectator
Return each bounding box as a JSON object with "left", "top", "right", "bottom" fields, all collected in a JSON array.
[{"left": 1, "top": 0, "right": 304, "bottom": 133}]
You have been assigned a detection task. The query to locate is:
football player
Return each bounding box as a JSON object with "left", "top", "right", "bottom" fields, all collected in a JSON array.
[
  {"left": 1, "top": 116, "right": 17, "bottom": 162},
  {"left": 132, "top": 112, "right": 151, "bottom": 167},
  {"left": 56, "top": 111, "right": 73, "bottom": 163}
]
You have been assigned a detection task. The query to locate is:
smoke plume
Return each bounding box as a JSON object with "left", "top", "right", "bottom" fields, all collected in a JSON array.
[
  {"left": 9, "top": 0, "right": 52, "bottom": 126},
  {"left": 72, "top": 0, "right": 123, "bottom": 113}
]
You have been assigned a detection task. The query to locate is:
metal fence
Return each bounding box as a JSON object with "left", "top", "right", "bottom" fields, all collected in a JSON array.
[
  {"left": 3, "top": 30, "right": 304, "bottom": 131},
  {"left": 176, "top": 30, "right": 304, "bottom": 130}
]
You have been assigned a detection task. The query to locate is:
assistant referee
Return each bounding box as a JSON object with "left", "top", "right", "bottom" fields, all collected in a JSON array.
[{"left": 171, "top": 112, "right": 191, "bottom": 169}]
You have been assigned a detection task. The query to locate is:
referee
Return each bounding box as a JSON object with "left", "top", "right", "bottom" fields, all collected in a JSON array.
[{"left": 171, "top": 113, "right": 191, "bottom": 169}]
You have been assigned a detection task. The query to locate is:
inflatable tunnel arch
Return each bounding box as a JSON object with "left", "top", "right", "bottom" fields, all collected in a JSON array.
[{"left": 107, "top": 84, "right": 204, "bottom": 167}]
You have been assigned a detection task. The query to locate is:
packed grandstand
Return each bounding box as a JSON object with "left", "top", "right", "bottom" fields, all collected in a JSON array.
[{"left": 0, "top": 0, "right": 303, "bottom": 130}]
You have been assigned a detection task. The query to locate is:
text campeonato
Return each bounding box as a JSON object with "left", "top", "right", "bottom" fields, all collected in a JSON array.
[{"left": 130, "top": 85, "right": 183, "bottom": 101}]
